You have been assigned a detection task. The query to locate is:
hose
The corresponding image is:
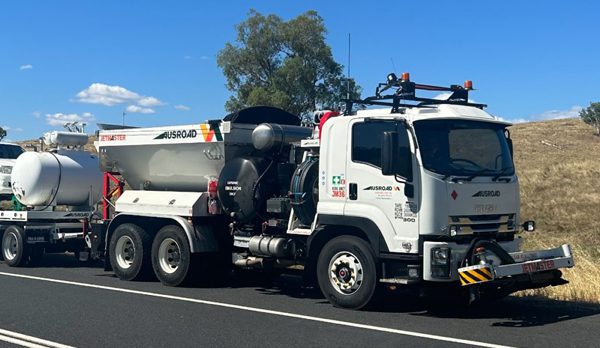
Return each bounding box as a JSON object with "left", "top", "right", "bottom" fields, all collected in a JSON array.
[{"left": 461, "top": 238, "right": 515, "bottom": 268}]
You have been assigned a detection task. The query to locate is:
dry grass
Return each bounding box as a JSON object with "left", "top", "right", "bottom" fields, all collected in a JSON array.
[{"left": 511, "top": 118, "right": 600, "bottom": 303}]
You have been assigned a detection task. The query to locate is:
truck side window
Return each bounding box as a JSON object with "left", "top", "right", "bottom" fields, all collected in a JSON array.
[{"left": 352, "top": 121, "right": 409, "bottom": 169}]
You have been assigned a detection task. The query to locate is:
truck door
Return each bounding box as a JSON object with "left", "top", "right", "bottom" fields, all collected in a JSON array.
[{"left": 344, "top": 119, "right": 419, "bottom": 254}]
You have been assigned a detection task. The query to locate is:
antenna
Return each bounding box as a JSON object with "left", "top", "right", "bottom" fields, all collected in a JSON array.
[
  {"left": 347, "top": 33, "right": 351, "bottom": 100},
  {"left": 390, "top": 58, "right": 397, "bottom": 73}
]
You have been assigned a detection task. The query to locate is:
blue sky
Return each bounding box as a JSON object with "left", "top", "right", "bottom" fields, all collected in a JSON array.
[{"left": 1, "top": 1, "right": 599, "bottom": 141}]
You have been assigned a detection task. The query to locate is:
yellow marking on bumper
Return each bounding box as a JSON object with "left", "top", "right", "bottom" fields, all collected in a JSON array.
[
  {"left": 459, "top": 271, "right": 478, "bottom": 284},
  {"left": 478, "top": 267, "right": 493, "bottom": 278},
  {"left": 467, "top": 270, "right": 488, "bottom": 282}
]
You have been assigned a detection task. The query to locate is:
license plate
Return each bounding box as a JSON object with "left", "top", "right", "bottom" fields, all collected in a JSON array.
[{"left": 522, "top": 260, "right": 555, "bottom": 273}]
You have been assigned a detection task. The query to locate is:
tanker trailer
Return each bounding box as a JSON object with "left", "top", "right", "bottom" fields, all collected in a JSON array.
[{"left": 1, "top": 131, "right": 103, "bottom": 266}]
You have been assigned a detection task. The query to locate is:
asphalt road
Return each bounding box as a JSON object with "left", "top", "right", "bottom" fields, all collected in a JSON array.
[{"left": 0, "top": 254, "right": 598, "bottom": 348}]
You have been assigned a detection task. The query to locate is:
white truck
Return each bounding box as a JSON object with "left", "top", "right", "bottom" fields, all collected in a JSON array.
[
  {"left": 0, "top": 142, "right": 25, "bottom": 200},
  {"left": 1, "top": 74, "right": 574, "bottom": 309}
]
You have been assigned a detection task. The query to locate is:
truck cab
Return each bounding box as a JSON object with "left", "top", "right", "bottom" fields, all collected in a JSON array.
[
  {"left": 308, "top": 74, "right": 573, "bottom": 308},
  {"left": 0, "top": 142, "right": 24, "bottom": 200},
  {"left": 319, "top": 104, "right": 519, "bottom": 279}
]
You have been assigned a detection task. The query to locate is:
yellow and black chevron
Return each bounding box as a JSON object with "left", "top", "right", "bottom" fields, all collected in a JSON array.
[{"left": 458, "top": 266, "right": 494, "bottom": 286}]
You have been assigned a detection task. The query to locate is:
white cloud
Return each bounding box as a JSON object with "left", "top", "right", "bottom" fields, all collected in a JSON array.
[
  {"left": 184, "top": 55, "right": 192, "bottom": 60},
  {"left": 174, "top": 104, "right": 190, "bottom": 111},
  {"left": 32, "top": 111, "right": 41, "bottom": 118},
  {"left": 497, "top": 105, "right": 582, "bottom": 124},
  {"left": 494, "top": 116, "right": 529, "bottom": 124},
  {"left": 45, "top": 112, "right": 95, "bottom": 126},
  {"left": 138, "top": 96, "right": 164, "bottom": 107},
  {"left": 434, "top": 92, "right": 477, "bottom": 103},
  {"left": 1, "top": 125, "right": 24, "bottom": 132},
  {"left": 200, "top": 55, "right": 209, "bottom": 60},
  {"left": 433, "top": 92, "right": 452, "bottom": 100},
  {"left": 76, "top": 83, "right": 140, "bottom": 106},
  {"left": 75, "top": 83, "right": 163, "bottom": 110},
  {"left": 126, "top": 105, "right": 155, "bottom": 114},
  {"left": 530, "top": 105, "right": 582, "bottom": 121},
  {"left": 19, "top": 64, "right": 33, "bottom": 70}
]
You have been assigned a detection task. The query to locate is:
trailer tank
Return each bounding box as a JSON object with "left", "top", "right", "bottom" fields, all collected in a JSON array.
[{"left": 11, "top": 150, "right": 102, "bottom": 207}]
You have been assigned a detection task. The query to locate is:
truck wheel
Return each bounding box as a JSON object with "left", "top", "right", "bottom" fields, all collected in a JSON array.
[
  {"left": 109, "top": 223, "right": 153, "bottom": 281},
  {"left": 151, "top": 225, "right": 195, "bottom": 287},
  {"left": 317, "top": 236, "right": 378, "bottom": 309},
  {"left": 2, "top": 225, "right": 29, "bottom": 267}
]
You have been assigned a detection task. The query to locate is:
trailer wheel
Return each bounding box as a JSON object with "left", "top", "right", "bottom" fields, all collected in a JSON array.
[
  {"left": 2, "top": 225, "right": 29, "bottom": 267},
  {"left": 109, "top": 223, "right": 153, "bottom": 281},
  {"left": 317, "top": 236, "right": 378, "bottom": 309},
  {"left": 151, "top": 225, "right": 196, "bottom": 287}
]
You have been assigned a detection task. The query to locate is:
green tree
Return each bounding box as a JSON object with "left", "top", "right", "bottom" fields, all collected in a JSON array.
[
  {"left": 217, "top": 10, "right": 360, "bottom": 116},
  {"left": 0, "top": 127, "right": 6, "bottom": 141},
  {"left": 579, "top": 102, "right": 600, "bottom": 136}
]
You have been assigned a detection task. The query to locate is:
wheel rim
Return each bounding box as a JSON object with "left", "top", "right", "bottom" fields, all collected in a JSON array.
[
  {"left": 328, "top": 251, "right": 364, "bottom": 295},
  {"left": 115, "top": 235, "right": 136, "bottom": 269},
  {"left": 157, "top": 238, "right": 181, "bottom": 274},
  {"left": 2, "top": 232, "right": 18, "bottom": 261}
]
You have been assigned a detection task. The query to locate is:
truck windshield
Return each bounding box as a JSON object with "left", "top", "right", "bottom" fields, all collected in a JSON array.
[
  {"left": 0, "top": 144, "right": 24, "bottom": 159},
  {"left": 413, "top": 119, "right": 514, "bottom": 177}
]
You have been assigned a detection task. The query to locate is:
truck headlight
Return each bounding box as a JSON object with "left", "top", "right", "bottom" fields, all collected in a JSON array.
[
  {"left": 431, "top": 247, "right": 451, "bottom": 278},
  {"left": 431, "top": 247, "right": 450, "bottom": 265},
  {"left": 0, "top": 166, "right": 12, "bottom": 174}
]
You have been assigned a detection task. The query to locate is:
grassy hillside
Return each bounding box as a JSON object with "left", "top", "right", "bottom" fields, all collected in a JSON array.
[
  {"left": 18, "top": 136, "right": 97, "bottom": 153},
  {"left": 511, "top": 118, "right": 600, "bottom": 303}
]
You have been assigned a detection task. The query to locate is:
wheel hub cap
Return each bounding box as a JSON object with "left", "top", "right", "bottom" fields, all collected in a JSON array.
[
  {"left": 158, "top": 238, "right": 181, "bottom": 274},
  {"left": 329, "top": 251, "right": 364, "bottom": 295},
  {"left": 3, "top": 232, "right": 18, "bottom": 261},
  {"left": 115, "top": 235, "right": 135, "bottom": 270}
]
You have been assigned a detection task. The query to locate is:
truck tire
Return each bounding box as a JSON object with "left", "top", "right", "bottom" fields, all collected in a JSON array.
[
  {"left": 109, "top": 223, "right": 153, "bottom": 281},
  {"left": 2, "top": 225, "right": 29, "bottom": 267},
  {"left": 151, "top": 225, "right": 196, "bottom": 287},
  {"left": 317, "top": 236, "right": 378, "bottom": 309}
]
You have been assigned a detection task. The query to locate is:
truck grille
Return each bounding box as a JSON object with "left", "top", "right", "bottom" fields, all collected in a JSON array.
[{"left": 448, "top": 214, "right": 515, "bottom": 236}]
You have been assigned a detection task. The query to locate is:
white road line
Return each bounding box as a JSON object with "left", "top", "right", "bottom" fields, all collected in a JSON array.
[
  {"left": 0, "top": 328, "right": 75, "bottom": 348},
  {"left": 0, "top": 271, "right": 513, "bottom": 348},
  {"left": 0, "top": 334, "right": 47, "bottom": 348}
]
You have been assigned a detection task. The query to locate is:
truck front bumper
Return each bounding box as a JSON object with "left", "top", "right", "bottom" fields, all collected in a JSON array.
[{"left": 457, "top": 244, "right": 574, "bottom": 287}]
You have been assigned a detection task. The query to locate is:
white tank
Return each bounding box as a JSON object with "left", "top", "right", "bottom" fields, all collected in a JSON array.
[
  {"left": 11, "top": 150, "right": 102, "bottom": 207},
  {"left": 43, "top": 131, "right": 89, "bottom": 147}
]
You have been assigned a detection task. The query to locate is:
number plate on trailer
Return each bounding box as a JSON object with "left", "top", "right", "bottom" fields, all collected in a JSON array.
[{"left": 522, "top": 260, "right": 556, "bottom": 273}]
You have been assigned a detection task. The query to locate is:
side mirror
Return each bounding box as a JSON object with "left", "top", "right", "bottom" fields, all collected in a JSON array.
[
  {"left": 505, "top": 129, "right": 514, "bottom": 158},
  {"left": 382, "top": 131, "right": 400, "bottom": 175}
]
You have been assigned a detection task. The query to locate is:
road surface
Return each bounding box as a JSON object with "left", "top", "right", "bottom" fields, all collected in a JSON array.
[{"left": 0, "top": 254, "right": 598, "bottom": 348}]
